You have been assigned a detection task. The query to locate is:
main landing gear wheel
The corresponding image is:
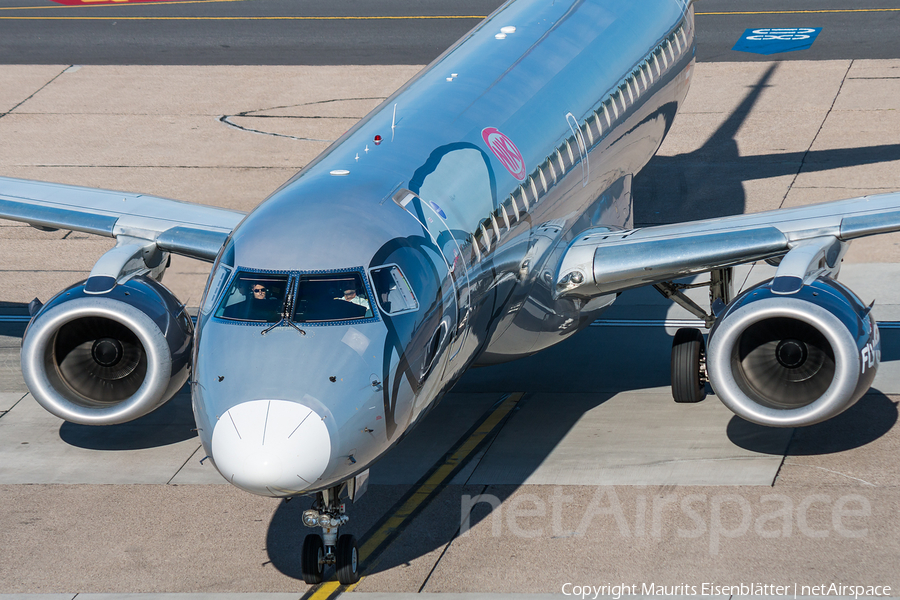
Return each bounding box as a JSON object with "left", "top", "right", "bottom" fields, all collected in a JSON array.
[
  {"left": 671, "top": 327, "right": 707, "bottom": 404},
  {"left": 336, "top": 534, "right": 360, "bottom": 585},
  {"left": 301, "top": 534, "right": 325, "bottom": 584}
]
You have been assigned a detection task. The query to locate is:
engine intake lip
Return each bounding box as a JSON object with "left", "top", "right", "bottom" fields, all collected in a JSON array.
[
  {"left": 22, "top": 297, "right": 173, "bottom": 425},
  {"left": 708, "top": 297, "right": 860, "bottom": 427}
]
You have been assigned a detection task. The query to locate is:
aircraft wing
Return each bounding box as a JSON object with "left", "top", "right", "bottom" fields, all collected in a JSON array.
[
  {"left": 555, "top": 191, "right": 900, "bottom": 299},
  {"left": 0, "top": 176, "right": 245, "bottom": 262}
]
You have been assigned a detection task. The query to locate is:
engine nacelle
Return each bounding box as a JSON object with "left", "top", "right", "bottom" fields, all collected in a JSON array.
[
  {"left": 707, "top": 277, "right": 879, "bottom": 427},
  {"left": 21, "top": 276, "right": 193, "bottom": 425}
]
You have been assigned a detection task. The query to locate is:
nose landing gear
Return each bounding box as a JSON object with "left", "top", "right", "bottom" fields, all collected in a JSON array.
[{"left": 300, "top": 486, "right": 360, "bottom": 585}]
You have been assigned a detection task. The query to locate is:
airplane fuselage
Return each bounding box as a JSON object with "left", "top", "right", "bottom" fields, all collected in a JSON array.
[{"left": 192, "top": 0, "right": 696, "bottom": 496}]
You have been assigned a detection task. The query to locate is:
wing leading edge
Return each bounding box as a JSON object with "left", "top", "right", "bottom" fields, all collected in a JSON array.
[
  {"left": 0, "top": 176, "right": 245, "bottom": 262},
  {"left": 556, "top": 191, "right": 900, "bottom": 299}
]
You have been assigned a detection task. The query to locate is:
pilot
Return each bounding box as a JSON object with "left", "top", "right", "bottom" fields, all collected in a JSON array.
[
  {"left": 251, "top": 283, "right": 271, "bottom": 302},
  {"left": 337, "top": 287, "right": 370, "bottom": 311},
  {"left": 226, "top": 280, "right": 282, "bottom": 322}
]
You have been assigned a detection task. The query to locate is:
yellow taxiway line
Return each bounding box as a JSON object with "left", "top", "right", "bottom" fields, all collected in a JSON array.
[{"left": 301, "top": 392, "right": 524, "bottom": 600}]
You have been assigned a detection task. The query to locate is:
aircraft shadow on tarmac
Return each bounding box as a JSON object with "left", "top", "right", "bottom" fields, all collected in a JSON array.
[
  {"left": 727, "top": 390, "right": 899, "bottom": 456},
  {"left": 58, "top": 391, "right": 197, "bottom": 451},
  {"left": 261, "top": 331, "right": 899, "bottom": 582},
  {"left": 633, "top": 63, "right": 900, "bottom": 226}
]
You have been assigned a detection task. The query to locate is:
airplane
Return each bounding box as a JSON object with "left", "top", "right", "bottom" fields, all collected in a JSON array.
[{"left": 0, "top": 0, "right": 895, "bottom": 586}]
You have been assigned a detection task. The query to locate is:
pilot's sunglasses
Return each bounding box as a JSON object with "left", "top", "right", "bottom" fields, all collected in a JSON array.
[{"left": 252, "top": 287, "right": 266, "bottom": 293}]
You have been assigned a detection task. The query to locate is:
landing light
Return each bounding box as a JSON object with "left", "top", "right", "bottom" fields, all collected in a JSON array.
[{"left": 302, "top": 510, "right": 319, "bottom": 527}]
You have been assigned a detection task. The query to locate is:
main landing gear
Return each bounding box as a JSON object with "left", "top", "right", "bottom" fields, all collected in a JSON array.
[
  {"left": 300, "top": 485, "right": 360, "bottom": 585},
  {"left": 655, "top": 268, "right": 733, "bottom": 405},
  {"left": 671, "top": 327, "right": 707, "bottom": 404}
]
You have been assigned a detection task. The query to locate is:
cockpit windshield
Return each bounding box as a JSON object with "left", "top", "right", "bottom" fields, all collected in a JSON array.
[
  {"left": 293, "top": 273, "right": 373, "bottom": 322},
  {"left": 215, "top": 272, "right": 289, "bottom": 323},
  {"left": 214, "top": 270, "right": 379, "bottom": 325}
]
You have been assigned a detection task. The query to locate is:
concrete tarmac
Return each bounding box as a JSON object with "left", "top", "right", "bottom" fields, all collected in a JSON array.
[
  {"left": 1, "top": 0, "right": 899, "bottom": 65},
  {"left": 1, "top": 61, "right": 900, "bottom": 596}
]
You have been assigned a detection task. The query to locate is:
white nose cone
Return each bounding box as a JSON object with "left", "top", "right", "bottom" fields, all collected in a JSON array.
[{"left": 211, "top": 399, "right": 331, "bottom": 496}]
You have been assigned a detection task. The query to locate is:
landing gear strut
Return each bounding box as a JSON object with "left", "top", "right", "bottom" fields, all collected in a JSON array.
[
  {"left": 655, "top": 268, "right": 732, "bottom": 404},
  {"left": 300, "top": 485, "right": 360, "bottom": 585}
]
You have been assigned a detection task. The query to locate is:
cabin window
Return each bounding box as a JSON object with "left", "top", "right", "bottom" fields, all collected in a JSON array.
[
  {"left": 489, "top": 214, "right": 501, "bottom": 239},
  {"left": 293, "top": 272, "right": 373, "bottom": 323},
  {"left": 215, "top": 271, "right": 289, "bottom": 323},
  {"left": 617, "top": 87, "right": 628, "bottom": 112},
  {"left": 370, "top": 265, "right": 419, "bottom": 315},
  {"left": 509, "top": 193, "right": 521, "bottom": 221},
  {"left": 498, "top": 203, "right": 512, "bottom": 229},
  {"left": 474, "top": 222, "right": 490, "bottom": 253},
  {"left": 584, "top": 119, "right": 595, "bottom": 145}
]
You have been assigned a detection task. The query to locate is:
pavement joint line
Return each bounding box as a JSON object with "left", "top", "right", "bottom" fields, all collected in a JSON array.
[
  {"left": 777, "top": 60, "right": 853, "bottom": 211},
  {"left": 771, "top": 427, "right": 795, "bottom": 487},
  {"left": 418, "top": 481, "right": 491, "bottom": 593},
  {"left": 300, "top": 392, "right": 524, "bottom": 599},
  {"left": 166, "top": 442, "right": 203, "bottom": 485},
  {"left": 0, "top": 392, "right": 27, "bottom": 421},
  {"left": 0, "top": 65, "right": 69, "bottom": 121}
]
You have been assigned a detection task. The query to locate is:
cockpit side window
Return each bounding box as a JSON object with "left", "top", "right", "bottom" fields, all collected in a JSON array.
[
  {"left": 293, "top": 272, "right": 373, "bottom": 323},
  {"left": 201, "top": 264, "right": 232, "bottom": 316},
  {"left": 215, "top": 272, "right": 289, "bottom": 323},
  {"left": 370, "top": 265, "right": 419, "bottom": 315}
]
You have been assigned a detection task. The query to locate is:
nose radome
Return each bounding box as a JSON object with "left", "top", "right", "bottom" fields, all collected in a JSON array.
[{"left": 211, "top": 399, "right": 331, "bottom": 497}]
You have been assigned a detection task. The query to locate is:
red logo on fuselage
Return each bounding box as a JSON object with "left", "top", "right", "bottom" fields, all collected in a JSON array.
[{"left": 482, "top": 127, "right": 526, "bottom": 181}]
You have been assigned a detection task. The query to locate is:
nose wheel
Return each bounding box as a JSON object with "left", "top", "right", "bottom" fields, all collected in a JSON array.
[
  {"left": 300, "top": 488, "right": 361, "bottom": 585},
  {"left": 301, "top": 534, "right": 325, "bottom": 584},
  {"left": 335, "top": 534, "right": 360, "bottom": 584}
]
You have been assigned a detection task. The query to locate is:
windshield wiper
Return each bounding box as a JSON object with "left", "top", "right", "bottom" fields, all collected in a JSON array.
[{"left": 261, "top": 277, "right": 306, "bottom": 337}]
